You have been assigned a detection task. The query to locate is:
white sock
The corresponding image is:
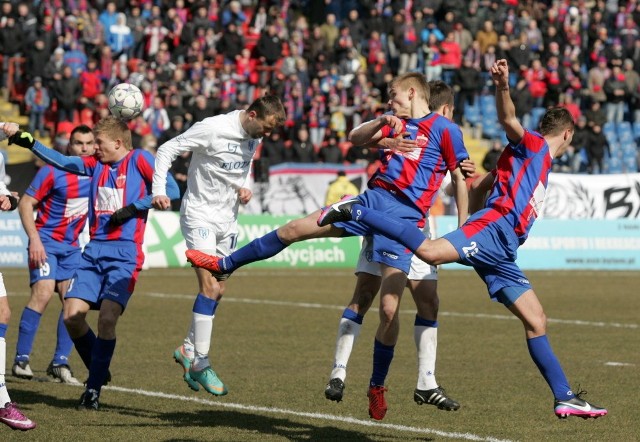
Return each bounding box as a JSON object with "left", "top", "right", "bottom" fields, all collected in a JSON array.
[
  {"left": 182, "top": 319, "right": 195, "bottom": 360},
  {"left": 192, "top": 312, "right": 214, "bottom": 371},
  {"left": 415, "top": 326, "right": 439, "bottom": 390},
  {"left": 329, "top": 318, "right": 362, "bottom": 381},
  {"left": 0, "top": 338, "right": 11, "bottom": 405}
]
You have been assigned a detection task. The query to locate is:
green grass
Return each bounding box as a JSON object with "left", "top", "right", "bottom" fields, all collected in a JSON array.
[{"left": 1, "top": 267, "right": 638, "bottom": 441}]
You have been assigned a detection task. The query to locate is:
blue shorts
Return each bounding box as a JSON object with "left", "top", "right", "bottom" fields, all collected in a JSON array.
[
  {"left": 334, "top": 187, "right": 423, "bottom": 273},
  {"left": 29, "top": 239, "right": 81, "bottom": 285},
  {"left": 65, "top": 240, "right": 144, "bottom": 311},
  {"left": 443, "top": 209, "right": 532, "bottom": 303}
]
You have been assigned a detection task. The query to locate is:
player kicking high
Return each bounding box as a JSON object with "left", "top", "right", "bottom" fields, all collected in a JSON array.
[
  {"left": 317, "top": 59, "right": 607, "bottom": 419},
  {"left": 325, "top": 81, "right": 470, "bottom": 414},
  {"left": 186, "top": 74, "right": 470, "bottom": 421}
]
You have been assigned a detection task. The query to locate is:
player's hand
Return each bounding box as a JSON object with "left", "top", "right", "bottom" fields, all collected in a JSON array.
[
  {"left": 109, "top": 204, "right": 138, "bottom": 226},
  {"left": 490, "top": 59, "right": 509, "bottom": 89},
  {"left": 152, "top": 195, "right": 171, "bottom": 210},
  {"left": 379, "top": 114, "right": 404, "bottom": 134},
  {"left": 238, "top": 187, "right": 252, "bottom": 204},
  {"left": 28, "top": 238, "right": 47, "bottom": 268},
  {"left": 8, "top": 130, "right": 36, "bottom": 149},
  {"left": 459, "top": 158, "right": 477, "bottom": 178},
  {"left": 380, "top": 136, "right": 418, "bottom": 153},
  {"left": 0, "top": 195, "right": 15, "bottom": 211},
  {"left": 0, "top": 122, "right": 20, "bottom": 142}
]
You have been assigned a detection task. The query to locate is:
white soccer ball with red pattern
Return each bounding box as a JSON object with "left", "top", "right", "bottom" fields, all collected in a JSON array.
[{"left": 108, "top": 83, "right": 144, "bottom": 120}]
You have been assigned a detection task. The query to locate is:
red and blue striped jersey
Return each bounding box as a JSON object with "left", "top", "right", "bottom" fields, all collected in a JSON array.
[
  {"left": 372, "top": 113, "right": 469, "bottom": 216},
  {"left": 484, "top": 130, "right": 552, "bottom": 244},
  {"left": 26, "top": 165, "right": 90, "bottom": 247},
  {"left": 81, "top": 149, "right": 156, "bottom": 244}
]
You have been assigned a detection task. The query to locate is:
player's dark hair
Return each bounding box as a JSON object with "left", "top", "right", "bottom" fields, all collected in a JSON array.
[
  {"left": 248, "top": 95, "right": 286, "bottom": 125},
  {"left": 70, "top": 124, "right": 93, "bottom": 139},
  {"left": 95, "top": 116, "right": 133, "bottom": 150},
  {"left": 539, "top": 107, "right": 575, "bottom": 136},
  {"left": 427, "top": 80, "right": 454, "bottom": 112},
  {"left": 390, "top": 72, "right": 430, "bottom": 106}
]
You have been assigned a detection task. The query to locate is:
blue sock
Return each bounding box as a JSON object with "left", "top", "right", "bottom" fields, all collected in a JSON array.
[
  {"left": 0, "top": 323, "right": 7, "bottom": 338},
  {"left": 370, "top": 339, "right": 395, "bottom": 386},
  {"left": 86, "top": 337, "right": 116, "bottom": 393},
  {"left": 72, "top": 329, "right": 97, "bottom": 370},
  {"left": 193, "top": 293, "right": 218, "bottom": 316},
  {"left": 414, "top": 315, "right": 438, "bottom": 327},
  {"left": 342, "top": 308, "right": 364, "bottom": 324},
  {"left": 527, "top": 335, "right": 573, "bottom": 400},
  {"left": 353, "top": 204, "right": 425, "bottom": 252},
  {"left": 221, "top": 230, "right": 286, "bottom": 272},
  {"left": 53, "top": 310, "right": 74, "bottom": 365},
  {"left": 15, "top": 307, "right": 41, "bottom": 362}
]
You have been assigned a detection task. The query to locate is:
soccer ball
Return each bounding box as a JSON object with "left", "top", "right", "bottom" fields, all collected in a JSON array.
[{"left": 108, "top": 83, "right": 144, "bottom": 120}]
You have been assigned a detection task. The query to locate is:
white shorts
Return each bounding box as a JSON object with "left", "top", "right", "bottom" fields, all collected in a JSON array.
[
  {"left": 180, "top": 218, "right": 238, "bottom": 257},
  {"left": 355, "top": 226, "right": 437, "bottom": 281},
  {"left": 0, "top": 272, "right": 6, "bottom": 297}
]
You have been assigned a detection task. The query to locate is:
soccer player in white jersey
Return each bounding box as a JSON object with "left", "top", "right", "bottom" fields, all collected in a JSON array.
[
  {"left": 325, "top": 82, "right": 474, "bottom": 414},
  {"left": 151, "top": 95, "right": 286, "bottom": 395},
  {"left": 0, "top": 124, "right": 36, "bottom": 430}
]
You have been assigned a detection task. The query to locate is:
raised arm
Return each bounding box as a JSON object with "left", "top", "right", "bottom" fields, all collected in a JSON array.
[
  {"left": 348, "top": 114, "right": 404, "bottom": 146},
  {"left": 490, "top": 59, "right": 524, "bottom": 142}
]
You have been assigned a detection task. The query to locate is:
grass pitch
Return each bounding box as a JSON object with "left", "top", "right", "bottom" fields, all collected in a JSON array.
[{"left": 1, "top": 267, "right": 638, "bottom": 441}]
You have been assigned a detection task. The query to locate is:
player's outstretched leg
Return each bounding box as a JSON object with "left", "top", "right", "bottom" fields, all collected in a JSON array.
[
  {"left": 186, "top": 250, "right": 224, "bottom": 275},
  {"left": 317, "top": 196, "right": 359, "bottom": 227},
  {"left": 554, "top": 390, "right": 607, "bottom": 419},
  {"left": 0, "top": 402, "right": 36, "bottom": 430}
]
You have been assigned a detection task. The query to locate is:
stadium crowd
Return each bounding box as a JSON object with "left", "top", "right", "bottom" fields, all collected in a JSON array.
[{"left": 1, "top": 0, "right": 640, "bottom": 175}]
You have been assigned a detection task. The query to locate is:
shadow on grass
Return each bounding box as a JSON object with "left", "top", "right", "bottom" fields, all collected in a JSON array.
[{"left": 11, "top": 386, "right": 429, "bottom": 441}]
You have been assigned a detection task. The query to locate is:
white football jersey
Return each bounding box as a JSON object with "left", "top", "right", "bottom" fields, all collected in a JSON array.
[{"left": 153, "top": 110, "right": 260, "bottom": 223}]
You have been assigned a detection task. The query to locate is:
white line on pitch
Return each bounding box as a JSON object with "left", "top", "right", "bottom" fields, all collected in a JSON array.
[
  {"left": 143, "top": 291, "right": 639, "bottom": 329},
  {"left": 104, "top": 385, "right": 513, "bottom": 442}
]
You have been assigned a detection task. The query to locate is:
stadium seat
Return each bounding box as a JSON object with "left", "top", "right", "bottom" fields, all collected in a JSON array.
[
  {"left": 622, "top": 152, "right": 638, "bottom": 173},
  {"left": 606, "top": 154, "right": 623, "bottom": 174},
  {"left": 633, "top": 122, "right": 640, "bottom": 140},
  {"left": 530, "top": 107, "right": 546, "bottom": 131},
  {"left": 617, "top": 122, "right": 633, "bottom": 142}
]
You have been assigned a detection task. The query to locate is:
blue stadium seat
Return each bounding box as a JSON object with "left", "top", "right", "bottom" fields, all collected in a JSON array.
[
  {"left": 617, "top": 122, "right": 633, "bottom": 142},
  {"left": 633, "top": 122, "right": 640, "bottom": 139},
  {"left": 622, "top": 152, "right": 638, "bottom": 173},
  {"left": 530, "top": 107, "right": 546, "bottom": 130},
  {"left": 606, "top": 155, "right": 623, "bottom": 174},
  {"left": 464, "top": 101, "right": 480, "bottom": 125}
]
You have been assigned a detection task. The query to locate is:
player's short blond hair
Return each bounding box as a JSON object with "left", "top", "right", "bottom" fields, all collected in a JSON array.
[
  {"left": 94, "top": 116, "right": 133, "bottom": 150},
  {"left": 389, "top": 72, "right": 430, "bottom": 105}
]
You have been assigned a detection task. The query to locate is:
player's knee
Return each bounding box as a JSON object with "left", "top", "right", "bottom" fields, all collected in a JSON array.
[{"left": 63, "top": 311, "right": 84, "bottom": 332}]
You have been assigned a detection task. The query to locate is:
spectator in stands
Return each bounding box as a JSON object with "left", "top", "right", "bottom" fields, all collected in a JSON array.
[
  {"left": 571, "top": 116, "right": 591, "bottom": 173},
  {"left": 320, "top": 14, "right": 339, "bottom": 61},
  {"left": 394, "top": 13, "right": 419, "bottom": 75},
  {"left": 64, "top": 41, "right": 88, "bottom": 78},
  {"left": 52, "top": 65, "right": 82, "bottom": 123},
  {"left": 553, "top": 144, "right": 579, "bottom": 173},
  {"left": 158, "top": 115, "right": 185, "bottom": 147},
  {"left": 81, "top": 9, "right": 104, "bottom": 60},
  {"left": 25, "top": 77, "right": 50, "bottom": 138},
  {"left": 318, "top": 132, "right": 344, "bottom": 164},
  {"left": 98, "top": 1, "right": 119, "bottom": 41},
  {"left": 603, "top": 65, "right": 628, "bottom": 123},
  {"left": 144, "top": 16, "right": 170, "bottom": 61},
  {"left": 217, "top": 23, "right": 245, "bottom": 64},
  {"left": 26, "top": 38, "right": 50, "bottom": 85},
  {"left": 256, "top": 24, "right": 283, "bottom": 85},
  {"left": 108, "top": 13, "right": 134, "bottom": 60},
  {"left": 142, "top": 96, "right": 171, "bottom": 139},
  {"left": 438, "top": 31, "right": 462, "bottom": 84},
  {"left": 221, "top": 1, "right": 247, "bottom": 28},
  {"left": 452, "top": 57, "right": 482, "bottom": 125},
  {"left": 16, "top": 2, "right": 38, "bottom": 48},
  {"left": 587, "top": 57, "right": 609, "bottom": 104},
  {"left": 622, "top": 59, "right": 640, "bottom": 122},
  {"left": 324, "top": 170, "right": 360, "bottom": 206},
  {"left": 290, "top": 126, "right": 317, "bottom": 163},
  {"left": 560, "top": 91, "right": 582, "bottom": 123},
  {"left": 481, "top": 139, "right": 503, "bottom": 172},
  {"left": 584, "top": 100, "right": 608, "bottom": 128},
  {"left": 0, "top": 16, "right": 24, "bottom": 91},
  {"left": 587, "top": 124, "right": 610, "bottom": 174},
  {"left": 475, "top": 20, "right": 498, "bottom": 54},
  {"left": 260, "top": 130, "right": 288, "bottom": 166},
  {"left": 511, "top": 77, "right": 534, "bottom": 129}
]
